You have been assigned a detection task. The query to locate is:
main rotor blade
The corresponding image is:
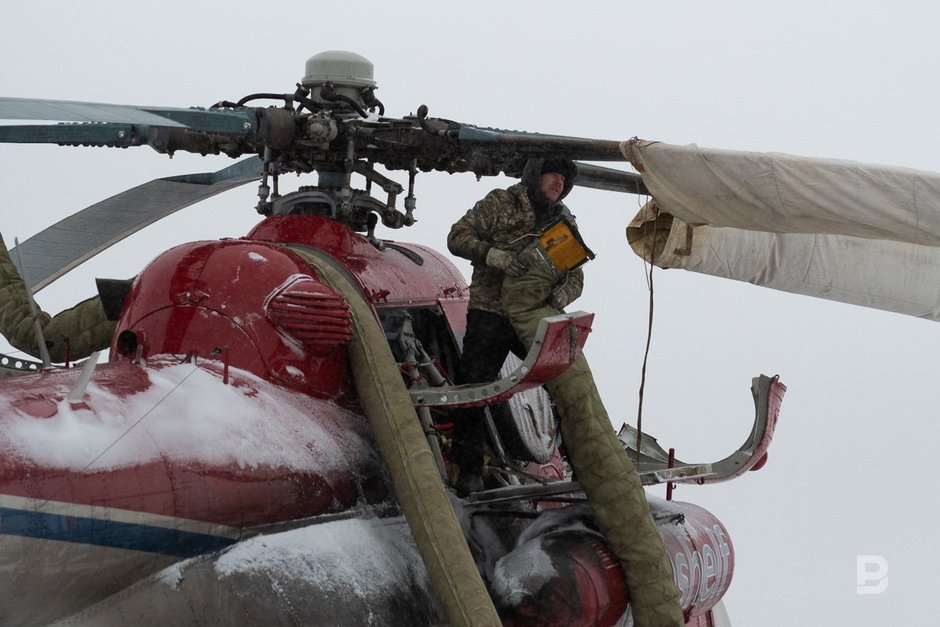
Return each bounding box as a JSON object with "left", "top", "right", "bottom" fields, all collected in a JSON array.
[
  {"left": 624, "top": 139, "right": 940, "bottom": 323},
  {"left": 0, "top": 97, "right": 189, "bottom": 125},
  {"left": 0, "top": 97, "right": 256, "bottom": 147},
  {"left": 456, "top": 126, "right": 626, "bottom": 162},
  {"left": 573, "top": 163, "right": 648, "bottom": 195},
  {"left": 8, "top": 156, "right": 262, "bottom": 293}
]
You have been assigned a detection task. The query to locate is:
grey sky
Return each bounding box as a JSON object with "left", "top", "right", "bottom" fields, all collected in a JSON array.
[{"left": 2, "top": 2, "right": 937, "bottom": 624}]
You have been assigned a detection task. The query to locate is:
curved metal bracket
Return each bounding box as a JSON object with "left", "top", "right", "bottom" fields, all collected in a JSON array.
[
  {"left": 408, "top": 311, "right": 594, "bottom": 408},
  {"left": 618, "top": 374, "right": 786, "bottom": 485}
]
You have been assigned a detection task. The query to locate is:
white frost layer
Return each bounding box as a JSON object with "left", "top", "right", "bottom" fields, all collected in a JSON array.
[
  {"left": 213, "top": 517, "right": 423, "bottom": 597},
  {"left": 1, "top": 361, "right": 365, "bottom": 472},
  {"left": 491, "top": 536, "right": 557, "bottom": 604}
]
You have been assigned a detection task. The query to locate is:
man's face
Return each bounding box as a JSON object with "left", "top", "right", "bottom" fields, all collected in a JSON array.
[{"left": 539, "top": 172, "right": 566, "bottom": 202}]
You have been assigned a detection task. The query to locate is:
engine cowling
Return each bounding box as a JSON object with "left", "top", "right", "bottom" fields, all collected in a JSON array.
[
  {"left": 491, "top": 498, "right": 734, "bottom": 625},
  {"left": 114, "top": 238, "right": 353, "bottom": 399}
]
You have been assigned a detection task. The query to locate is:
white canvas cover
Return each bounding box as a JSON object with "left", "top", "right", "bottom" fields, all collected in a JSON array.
[{"left": 623, "top": 139, "right": 940, "bottom": 321}]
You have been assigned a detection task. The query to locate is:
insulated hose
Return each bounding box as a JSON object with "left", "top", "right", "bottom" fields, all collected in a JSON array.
[
  {"left": 295, "top": 247, "right": 500, "bottom": 627},
  {"left": 501, "top": 244, "right": 684, "bottom": 627}
]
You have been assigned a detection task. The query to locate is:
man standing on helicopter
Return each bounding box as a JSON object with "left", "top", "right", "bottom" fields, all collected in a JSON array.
[
  {"left": 448, "top": 158, "right": 685, "bottom": 627},
  {"left": 446, "top": 157, "right": 583, "bottom": 494}
]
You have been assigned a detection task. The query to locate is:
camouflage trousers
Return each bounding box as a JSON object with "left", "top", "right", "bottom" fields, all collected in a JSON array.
[{"left": 501, "top": 244, "right": 684, "bottom": 627}]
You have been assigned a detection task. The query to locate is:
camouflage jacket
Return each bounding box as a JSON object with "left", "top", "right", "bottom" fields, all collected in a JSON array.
[
  {"left": 0, "top": 233, "right": 114, "bottom": 363},
  {"left": 447, "top": 183, "right": 584, "bottom": 315}
]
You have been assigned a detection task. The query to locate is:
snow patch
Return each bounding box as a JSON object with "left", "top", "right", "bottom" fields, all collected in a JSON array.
[
  {"left": 284, "top": 365, "right": 306, "bottom": 381},
  {"left": 2, "top": 361, "right": 364, "bottom": 472},
  {"left": 155, "top": 563, "right": 185, "bottom": 590},
  {"left": 279, "top": 333, "right": 307, "bottom": 357},
  {"left": 214, "top": 517, "right": 422, "bottom": 597},
  {"left": 491, "top": 536, "right": 557, "bottom": 604}
]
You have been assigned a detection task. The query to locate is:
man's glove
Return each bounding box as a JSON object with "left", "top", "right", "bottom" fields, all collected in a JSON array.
[
  {"left": 485, "top": 248, "right": 527, "bottom": 277},
  {"left": 547, "top": 276, "right": 580, "bottom": 309},
  {"left": 547, "top": 289, "right": 567, "bottom": 309}
]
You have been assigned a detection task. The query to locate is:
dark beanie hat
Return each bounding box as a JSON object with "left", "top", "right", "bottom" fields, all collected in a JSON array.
[{"left": 541, "top": 158, "right": 573, "bottom": 177}]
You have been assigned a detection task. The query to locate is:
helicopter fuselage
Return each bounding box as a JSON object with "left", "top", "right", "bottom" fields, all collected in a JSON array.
[{"left": 0, "top": 215, "right": 736, "bottom": 625}]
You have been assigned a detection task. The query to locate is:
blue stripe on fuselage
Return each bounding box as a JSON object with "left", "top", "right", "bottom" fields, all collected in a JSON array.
[{"left": 0, "top": 507, "right": 237, "bottom": 557}]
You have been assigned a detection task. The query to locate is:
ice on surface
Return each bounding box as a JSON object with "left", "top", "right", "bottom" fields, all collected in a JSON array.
[
  {"left": 1, "top": 360, "right": 367, "bottom": 472},
  {"left": 213, "top": 516, "right": 426, "bottom": 596}
]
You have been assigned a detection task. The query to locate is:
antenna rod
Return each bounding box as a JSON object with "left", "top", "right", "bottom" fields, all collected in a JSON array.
[{"left": 68, "top": 351, "right": 100, "bottom": 404}]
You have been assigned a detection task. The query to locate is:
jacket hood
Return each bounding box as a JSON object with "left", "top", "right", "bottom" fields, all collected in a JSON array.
[{"left": 521, "top": 157, "right": 578, "bottom": 204}]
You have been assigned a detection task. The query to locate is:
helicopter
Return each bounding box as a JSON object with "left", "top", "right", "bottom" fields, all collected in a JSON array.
[{"left": 0, "top": 51, "right": 789, "bottom": 626}]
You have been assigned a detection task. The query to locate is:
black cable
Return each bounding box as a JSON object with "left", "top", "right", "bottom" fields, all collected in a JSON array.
[
  {"left": 636, "top": 204, "right": 659, "bottom": 463},
  {"left": 210, "top": 94, "right": 295, "bottom": 109},
  {"left": 319, "top": 82, "right": 368, "bottom": 118},
  {"left": 237, "top": 93, "right": 292, "bottom": 106}
]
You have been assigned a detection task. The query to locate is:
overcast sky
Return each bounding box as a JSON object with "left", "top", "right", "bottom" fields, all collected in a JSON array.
[{"left": 3, "top": 2, "right": 938, "bottom": 625}]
